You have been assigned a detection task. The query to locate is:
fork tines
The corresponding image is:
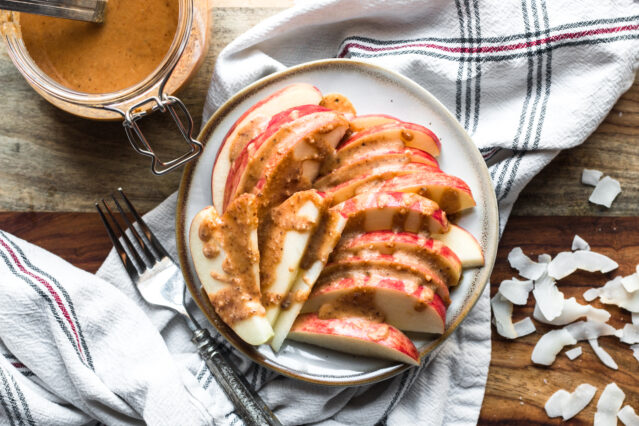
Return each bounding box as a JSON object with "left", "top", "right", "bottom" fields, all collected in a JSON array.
[{"left": 95, "top": 188, "right": 168, "bottom": 276}]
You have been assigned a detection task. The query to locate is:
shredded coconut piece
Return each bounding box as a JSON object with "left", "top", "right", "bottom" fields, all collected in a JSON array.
[
  {"left": 565, "top": 347, "right": 582, "bottom": 360},
  {"left": 572, "top": 235, "right": 590, "bottom": 251},
  {"left": 513, "top": 317, "right": 536, "bottom": 337},
  {"left": 582, "top": 169, "right": 603, "bottom": 186},
  {"left": 589, "top": 176, "right": 621, "bottom": 208},
  {"left": 545, "top": 389, "right": 570, "bottom": 418},
  {"left": 589, "top": 339, "right": 619, "bottom": 370},
  {"left": 564, "top": 384, "right": 598, "bottom": 420},
  {"left": 491, "top": 293, "right": 517, "bottom": 339},
  {"left": 621, "top": 273, "right": 639, "bottom": 293},
  {"left": 587, "top": 277, "right": 639, "bottom": 312},
  {"left": 547, "top": 250, "right": 618, "bottom": 280},
  {"left": 618, "top": 324, "right": 639, "bottom": 344},
  {"left": 633, "top": 313, "right": 639, "bottom": 325},
  {"left": 498, "top": 277, "right": 534, "bottom": 305},
  {"left": 594, "top": 383, "right": 625, "bottom": 426},
  {"left": 532, "top": 273, "right": 564, "bottom": 321},
  {"left": 632, "top": 344, "right": 639, "bottom": 363},
  {"left": 533, "top": 297, "right": 610, "bottom": 325},
  {"left": 538, "top": 253, "right": 552, "bottom": 263},
  {"left": 508, "top": 247, "right": 547, "bottom": 280},
  {"left": 566, "top": 320, "right": 617, "bottom": 341},
  {"left": 532, "top": 329, "right": 577, "bottom": 365},
  {"left": 618, "top": 405, "right": 639, "bottom": 426}
]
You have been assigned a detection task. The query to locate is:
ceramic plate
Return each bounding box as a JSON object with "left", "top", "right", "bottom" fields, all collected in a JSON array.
[{"left": 176, "top": 59, "right": 498, "bottom": 386}]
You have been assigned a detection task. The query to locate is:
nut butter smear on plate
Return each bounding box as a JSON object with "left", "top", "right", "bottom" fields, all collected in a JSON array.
[{"left": 19, "top": 0, "right": 179, "bottom": 94}]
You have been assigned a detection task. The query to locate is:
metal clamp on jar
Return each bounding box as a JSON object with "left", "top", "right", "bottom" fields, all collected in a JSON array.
[{"left": 1, "top": 0, "right": 210, "bottom": 174}]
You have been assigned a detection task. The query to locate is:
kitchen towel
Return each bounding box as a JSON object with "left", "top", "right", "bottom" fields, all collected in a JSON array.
[{"left": 1, "top": 0, "right": 638, "bottom": 425}]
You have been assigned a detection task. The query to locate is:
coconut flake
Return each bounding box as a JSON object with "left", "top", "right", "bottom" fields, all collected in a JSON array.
[
  {"left": 589, "top": 176, "right": 621, "bottom": 208},
  {"left": 632, "top": 344, "right": 639, "bottom": 363},
  {"left": 584, "top": 288, "right": 600, "bottom": 302},
  {"left": 491, "top": 293, "right": 517, "bottom": 339},
  {"left": 545, "top": 389, "right": 571, "bottom": 418},
  {"left": 618, "top": 324, "right": 639, "bottom": 344},
  {"left": 533, "top": 297, "right": 611, "bottom": 326},
  {"left": 513, "top": 317, "right": 536, "bottom": 337},
  {"left": 547, "top": 250, "right": 618, "bottom": 280},
  {"left": 566, "top": 320, "right": 617, "bottom": 341},
  {"left": 594, "top": 383, "right": 625, "bottom": 426},
  {"left": 498, "top": 277, "right": 534, "bottom": 305},
  {"left": 589, "top": 339, "right": 619, "bottom": 370},
  {"left": 532, "top": 273, "right": 565, "bottom": 321},
  {"left": 618, "top": 405, "right": 639, "bottom": 426},
  {"left": 538, "top": 253, "right": 552, "bottom": 263},
  {"left": 633, "top": 313, "right": 639, "bottom": 325},
  {"left": 582, "top": 169, "right": 603, "bottom": 186},
  {"left": 590, "top": 276, "right": 639, "bottom": 312},
  {"left": 532, "top": 329, "right": 577, "bottom": 365},
  {"left": 508, "top": 247, "right": 547, "bottom": 280},
  {"left": 572, "top": 235, "right": 591, "bottom": 251},
  {"left": 621, "top": 273, "right": 639, "bottom": 293},
  {"left": 563, "top": 383, "right": 598, "bottom": 420},
  {"left": 565, "top": 347, "right": 582, "bottom": 360}
]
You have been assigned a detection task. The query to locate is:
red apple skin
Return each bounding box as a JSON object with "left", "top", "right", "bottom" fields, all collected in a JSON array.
[
  {"left": 335, "top": 231, "right": 462, "bottom": 286},
  {"left": 320, "top": 252, "right": 451, "bottom": 306},
  {"left": 332, "top": 191, "right": 448, "bottom": 235},
  {"left": 289, "top": 313, "right": 420, "bottom": 365},
  {"left": 212, "top": 83, "right": 323, "bottom": 212},
  {"left": 349, "top": 114, "right": 400, "bottom": 132},
  {"left": 337, "top": 122, "right": 441, "bottom": 156},
  {"left": 377, "top": 172, "right": 476, "bottom": 214},
  {"left": 333, "top": 145, "right": 439, "bottom": 174},
  {"left": 304, "top": 274, "right": 446, "bottom": 333},
  {"left": 224, "top": 105, "right": 331, "bottom": 210}
]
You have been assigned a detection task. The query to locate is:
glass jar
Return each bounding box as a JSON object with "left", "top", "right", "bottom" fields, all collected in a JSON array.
[{"left": 0, "top": 0, "right": 210, "bottom": 174}]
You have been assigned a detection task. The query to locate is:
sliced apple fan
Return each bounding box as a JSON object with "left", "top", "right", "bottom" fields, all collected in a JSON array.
[
  {"left": 594, "top": 383, "right": 625, "bottom": 426},
  {"left": 581, "top": 168, "right": 603, "bottom": 187},
  {"left": 589, "top": 176, "right": 621, "bottom": 208},
  {"left": 618, "top": 405, "right": 639, "bottom": 426},
  {"left": 565, "top": 347, "right": 582, "bottom": 360},
  {"left": 545, "top": 384, "right": 596, "bottom": 421}
]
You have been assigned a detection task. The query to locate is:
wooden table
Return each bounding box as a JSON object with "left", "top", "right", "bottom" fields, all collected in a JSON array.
[{"left": 1, "top": 1, "right": 638, "bottom": 424}]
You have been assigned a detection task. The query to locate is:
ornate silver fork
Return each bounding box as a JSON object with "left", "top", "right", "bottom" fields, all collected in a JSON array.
[{"left": 96, "top": 188, "right": 281, "bottom": 426}]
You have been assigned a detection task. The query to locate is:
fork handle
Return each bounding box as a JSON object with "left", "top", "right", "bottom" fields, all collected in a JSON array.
[{"left": 192, "top": 329, "right": 282, "bottom": 426}]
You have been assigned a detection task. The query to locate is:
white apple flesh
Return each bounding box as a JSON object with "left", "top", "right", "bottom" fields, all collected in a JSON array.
[
  {"left": 211, "top": 83, "right": 323, "bottom": 212},
  {"left": 288, "top": 313, "right": 420, "bottom": 365},
  {"left": 188, "top": 201, "right": 273, "bottom": 345},
  {"left": 259, "top": 190, "right": 326, "bottom": 325},
  {"left": 302, "top": 273, "right": 446, "bottom": 334},
  {"left": 349, "top": 114, "right": 400, "bottom": 132},
  {"left": 431, "top": 224, "right": 484, "bottom": 268}
]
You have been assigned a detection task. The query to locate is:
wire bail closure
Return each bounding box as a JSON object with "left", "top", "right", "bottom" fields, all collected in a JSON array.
[{"left": 122, "top": 94, "right": 203, "bottom": 175}]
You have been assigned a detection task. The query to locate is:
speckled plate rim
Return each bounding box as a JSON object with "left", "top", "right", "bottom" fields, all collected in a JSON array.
[{"left": 176, "top": 58, "right": 499, "bottom": 386}]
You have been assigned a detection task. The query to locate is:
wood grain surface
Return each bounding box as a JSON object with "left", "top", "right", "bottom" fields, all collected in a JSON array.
[{"left": 2, "top": 212, "right": 638, "bottom": 424}]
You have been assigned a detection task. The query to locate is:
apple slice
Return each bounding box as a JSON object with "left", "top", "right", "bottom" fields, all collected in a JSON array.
[
  {"left": 259, "top": 190, "right": 327, "bottom": 324},
  {"left": 337, "top": 122, "right": 441, "bottom": 158},
  {"left": 224, "top": 106, "right": 337, "bottom": 210},
  {"left": 321, "top": 251, "right": 451, "bottom": 306},
  {"left": 212, "top": 83, "right": 323, "bottom": 212},
  {"left": 315, "top": 152, "right": 440, "bottom": 190},
  {"left": 288, "top": 313, "right": 420, "bottom": 365},
  {"left": 335, "top": 231, "right": 462, "bottom": 287},
  {"left": 250, "top": 114, "right": 349, "bottom": 217},
  {"left": 376, "top": 172, "right": 476, "bottom": 214},
  {"left": 334, "top": 191, "right": 448, "bottom": 234},
  {"left": 432, "top": 224, "right": 484, "bottom": 268},
  {"left": 349, "top": 114, "right": 400, "bottom": 132},
  {"left": 320, "top": 93, "right": 356, "bottom": 118},
  {"left": 189, "top": 196, "right": 273, "bottom": 345},
  {"left": 323, "top": 146, "right": 439, "bottom": 176},
  {"left": 302, "top": 273, "right": 446, "bottom": 334}
]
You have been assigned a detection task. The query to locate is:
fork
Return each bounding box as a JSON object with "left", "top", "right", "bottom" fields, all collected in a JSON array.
[{"left": 96, "top": 188, "right": 281, "bottom": 426}]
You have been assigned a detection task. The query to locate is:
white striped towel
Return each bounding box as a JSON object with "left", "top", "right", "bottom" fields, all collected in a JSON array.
[{"left": 1, "top": 0, "right": 638, "bottom": 425}]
